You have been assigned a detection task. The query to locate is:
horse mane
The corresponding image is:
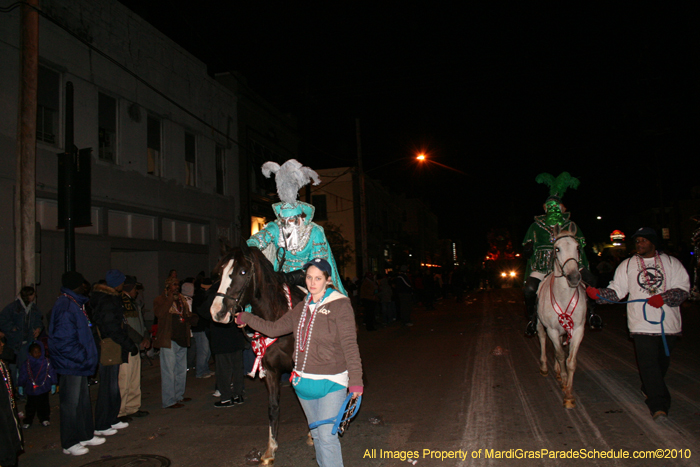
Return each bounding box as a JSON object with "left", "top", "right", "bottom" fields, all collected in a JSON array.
[{"left": 244, "top": 246, "right": 297, "bottom": 321}]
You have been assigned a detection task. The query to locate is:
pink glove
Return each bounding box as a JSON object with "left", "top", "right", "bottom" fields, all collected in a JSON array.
[
  {"left": 647, "top": 294, "right": 664, "bottom": 308},
  {"left": 586, "top": 286, "right": 600, "bottom": 300}
]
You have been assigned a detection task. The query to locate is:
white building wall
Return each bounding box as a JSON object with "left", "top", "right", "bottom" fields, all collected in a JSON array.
[{"left": 0, "top": 0, "right": 240, "bottom": 313}]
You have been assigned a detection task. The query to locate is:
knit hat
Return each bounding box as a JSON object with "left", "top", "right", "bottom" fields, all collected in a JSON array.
[
  {"left": 105, "top": 269, "right": 126, "bottom": 288},
  {"left": 62, "top": 271, "right": 86, "bottom": 290},
  {"left": 123, "top": 275, "right": 138, "bottom": 292},
  {"left": 181, "top": 282, "right": 195, "bottom": 297},
  {"left": 303, "top": 258, "right": 332, "bottom": 276},
  {"left": 632, "top": 227, "right": 659, "bottom": 247}
]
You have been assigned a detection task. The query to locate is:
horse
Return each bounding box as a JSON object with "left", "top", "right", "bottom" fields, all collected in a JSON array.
[
  {"left": 536, "top": 225, "right": 587, "bottom": 409},
  {"left": 210, "top": 244, "right": 306, "bottom": 465}
]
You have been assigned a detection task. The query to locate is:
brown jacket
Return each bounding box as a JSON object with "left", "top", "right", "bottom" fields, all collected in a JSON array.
[
  {"left": 152, "top": 292, "right": 194, "bottom": 349},
  {"left": 239, "top": 291, "right": 363, "bottom": 388}
]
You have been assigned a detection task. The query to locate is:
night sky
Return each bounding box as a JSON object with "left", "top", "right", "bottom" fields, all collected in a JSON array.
[{"left": 118, "top": 1, "right": 698, "bottom": 256}]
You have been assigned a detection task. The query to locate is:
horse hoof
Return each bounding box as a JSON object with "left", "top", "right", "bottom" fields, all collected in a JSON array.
[
  {"left": 261, "top": 458, "right": 275, "bottom": 466},
  {"left": 564, "top": 399, "right": 576, "bottom": 409},
  {"left": 540, "top": 369, "right": 549, "bottom": 377}
]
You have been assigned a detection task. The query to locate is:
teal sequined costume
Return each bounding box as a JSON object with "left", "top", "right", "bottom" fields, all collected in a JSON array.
[
  {"left": 522, "top": 212, "right": 588, "bottom": 279},
  {"left": 247, "top": 201, "right": 348, "bottom": 296}
]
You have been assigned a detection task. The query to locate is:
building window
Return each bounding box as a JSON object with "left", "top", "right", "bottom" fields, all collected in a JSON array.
[
  {"left": 147, "top": 115, "right": 161, "bottom": 176},
  {"left": 185, "top": 132, "right": 196, "bottom": 186},
  {"left": 312, "top": 195, "right": 327, "bottom": 221},
  {"left": 215, "top": 145, "right": 225, "bottom": 195},
  {"left": 37, "top": 66, "right": 60, "bottom": 145},
  {"left": 98, "top": 93, "right": 117, "bottom": 162}
]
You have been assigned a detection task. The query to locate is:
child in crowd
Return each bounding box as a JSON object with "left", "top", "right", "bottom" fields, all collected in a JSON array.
[
  {"left": 1, "top": 336, "right": 23, "bottom": 467},
  {"left": 18, "top": 342, "right": 56, "bottom": 429}
]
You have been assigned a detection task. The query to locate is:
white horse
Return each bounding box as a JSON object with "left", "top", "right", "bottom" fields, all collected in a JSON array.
[{"left": 536, "top": 225, "right": 587, "bottom": 409}]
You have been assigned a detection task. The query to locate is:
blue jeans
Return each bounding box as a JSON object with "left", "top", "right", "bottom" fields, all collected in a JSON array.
[
  {"left": 193, "top": 331, "right": 211, "bottom": 377},
  {"left": 160, "top": 341, "right": 187, "bottom": 408},
  {"left": 298, "top": 389, "right": 347, "bottom": 467},
  {"left": 58, "top": 374, "right": 94, "bottom": 449}
]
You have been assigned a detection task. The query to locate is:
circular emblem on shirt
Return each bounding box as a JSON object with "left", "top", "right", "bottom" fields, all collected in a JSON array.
[{"left": 637, "top": 266, "right": 664, "bottom": 293}]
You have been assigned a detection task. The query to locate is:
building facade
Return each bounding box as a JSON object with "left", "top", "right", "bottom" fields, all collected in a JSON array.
[{"left": 1, "top": 0, "right": 240, "bottom": 315}]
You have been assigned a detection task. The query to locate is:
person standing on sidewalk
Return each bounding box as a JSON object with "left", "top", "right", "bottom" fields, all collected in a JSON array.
[
  {"left": 153, "top": 277, "right": 197, "bottom": 409},
  {"left": 118, "top": 276, "right": 151, "bottom": 422},
  {"left": 1, "top": 335, "right": 23, "bottom": 467},
  {"left": 0, "top": 286, "right": 43, "bottom": 386},
  {"left": 91, "top": 270, "right": 138, "bottom": 435},
  {"left": 49, "top": 271, "right": 105, "bottom": 456}
]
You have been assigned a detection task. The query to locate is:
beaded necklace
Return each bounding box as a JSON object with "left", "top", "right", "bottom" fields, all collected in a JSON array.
[
  {"left": 635, "top": 252, "right": 667, "bottom": 295},
  {"left": 1, "top": 360, "right": 15, "bottom": 409},
  {"left": 291, "top": 292, "right": 328, "bottom": 386},
  {"left": 62, "top": 293, "right": 91, "bottom": 327},
  {"left": 26, "top": 358, "right": 49, "bottom": 390}
]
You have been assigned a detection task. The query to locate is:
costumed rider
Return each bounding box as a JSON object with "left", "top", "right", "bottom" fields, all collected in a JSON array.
[
  {"left": 522, "top": 172, "right": 602, "bottom": 336},
  {"left": 247, "top": 159, "right": 347, "bottom": 297}
]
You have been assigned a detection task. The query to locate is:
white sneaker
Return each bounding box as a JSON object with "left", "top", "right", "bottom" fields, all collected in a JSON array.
[
  {"left": 41, "top": 420, "right": 51, "bottom": 427},
  {"left": 63, "top": 443, "right": 90, "bottom": 455},
  {"left": 94, "top": 428, "right": 118, "bottom": 436},
  {"left": 80, "top": 436, "right": 106, "bottom": 446},
  {"left": 111, "top": 421, "right": 129, "bottom": 430},
  {"left": 212, "top": 390, "right": 221, "bottom": 397}
]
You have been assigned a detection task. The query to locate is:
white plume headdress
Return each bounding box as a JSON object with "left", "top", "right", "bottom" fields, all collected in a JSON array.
[{"left": 261, "top": 159, "right": 321, "bottom": 205}]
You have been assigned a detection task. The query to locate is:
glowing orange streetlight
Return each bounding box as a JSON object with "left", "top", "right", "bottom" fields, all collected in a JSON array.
[{"left": 416, "top": 153, "right": 426, "bottom": 161}]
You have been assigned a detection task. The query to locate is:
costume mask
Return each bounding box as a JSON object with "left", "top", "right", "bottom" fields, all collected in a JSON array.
[{"left": 544, "top": 200, "right": 564, "bottom": 226}]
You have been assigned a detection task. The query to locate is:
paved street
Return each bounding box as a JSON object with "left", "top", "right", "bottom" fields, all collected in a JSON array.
[{"left": 16, "top": 288, "right": 700, "bottom": 466}]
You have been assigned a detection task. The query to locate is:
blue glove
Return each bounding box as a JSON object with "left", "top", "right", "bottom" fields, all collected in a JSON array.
[
  {"left": 18, "top": 387, "right": 24, "bottom": 396},
  {"left": 51, "top": 385, "right": 56, "bottom": 395}
]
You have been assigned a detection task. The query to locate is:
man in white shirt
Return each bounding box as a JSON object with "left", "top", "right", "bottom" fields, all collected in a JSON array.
[{"left": 587, "top": 227, "right": 690, "bottom": 422}]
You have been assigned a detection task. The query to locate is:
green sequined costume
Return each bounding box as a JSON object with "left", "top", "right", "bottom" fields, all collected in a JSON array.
[{"left": 522, "top": 212, "right": 588, "bottom": 279}]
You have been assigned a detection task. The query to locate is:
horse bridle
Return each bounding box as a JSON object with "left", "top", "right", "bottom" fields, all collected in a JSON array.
[
  {"left": 552, "top": 234, "right": 581, "bottom": 279},
  {"left": 215, "top": 256, "right": 256, "bottom": 312}
]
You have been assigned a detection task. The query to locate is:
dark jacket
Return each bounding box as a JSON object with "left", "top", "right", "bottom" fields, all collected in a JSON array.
[
  {"left": 18, "top": 341, "right": 57, "bottom": 396},
  {"left": 90, "top": 284, "right": 138, "bottom": 362},
  {"left": 153, "top": 292, "right": 194, "bottom": 349},
  {"left": 199, "top": 284, "right": 246, "bottom": 354},
  {"left": 48, "top": 288, "right": 98, "bottom": 376},
  {"left": 0, "top": 298, "right": 43, "bottom": 352},
  {"left": 0, "top": 361, "right": 23, "bottom": 467}
]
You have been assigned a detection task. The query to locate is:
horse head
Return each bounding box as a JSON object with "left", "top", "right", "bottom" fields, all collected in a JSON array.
[
  {"left": 210, "top": 248, "right": 256, "bottom": 323},
  {"left": 552, "top": 225, "right": 582, "bottom": 288}
]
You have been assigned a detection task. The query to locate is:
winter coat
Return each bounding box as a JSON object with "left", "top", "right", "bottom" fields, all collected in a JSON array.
[
  {"left": 91, "top": 284, "right": 139, "bottom": 362},
  {"left": 239, "top": 290, "right": 363, "bottom": 388},
  {"left": 17, "top": 341, "right": 56, "bottom": 396},
  {"left": 48, "top": 287, "right": 98, "bottom": 376},
  {"left": 152, "top": 292, "right": 193, "bottom": 349},
  {"left": 0, "top": 298, "right": 43, "bottom": 352}
]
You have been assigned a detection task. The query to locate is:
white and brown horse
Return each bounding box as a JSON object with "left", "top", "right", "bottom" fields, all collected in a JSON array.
[
  {"left": 210, "top": 245, "right": 306, "bottom": 465},
  {"left": 536, "top": 225, "right": 587, "bottom": 409}
]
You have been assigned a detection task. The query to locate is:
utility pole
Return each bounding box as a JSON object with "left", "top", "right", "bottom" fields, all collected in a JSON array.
[
  {"left": 356, "top": 118, "right": 369, "bottom": 276},
  {"left": 15, "top": 0, "right": 39, "bottom": 290}
]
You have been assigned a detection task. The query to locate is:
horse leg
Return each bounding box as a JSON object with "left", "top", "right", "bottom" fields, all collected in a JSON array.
[
  {"left": 261, "top": 372, "right": 281, "bottom": 465},
  {"left": 562, "top": 328, "right": 584, "bottom": 409},
  {"left": 537, "top": 320, "right": 548, "bottom": 376},
  {"left": 547, "top": 328, "right": 567, "bottom": 387}
]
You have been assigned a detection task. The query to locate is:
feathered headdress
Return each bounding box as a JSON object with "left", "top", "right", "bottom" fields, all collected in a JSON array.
[
  {"left": 535, "top": 172, "right": 580, "bottom": 202},
  {"left": 261, "top": 159, "right": 321, "bottom": 220}
]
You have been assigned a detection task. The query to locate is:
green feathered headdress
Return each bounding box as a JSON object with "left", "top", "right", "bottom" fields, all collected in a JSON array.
[{"left": 535, "top": 172, "right": 580, "bottom": 202}]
